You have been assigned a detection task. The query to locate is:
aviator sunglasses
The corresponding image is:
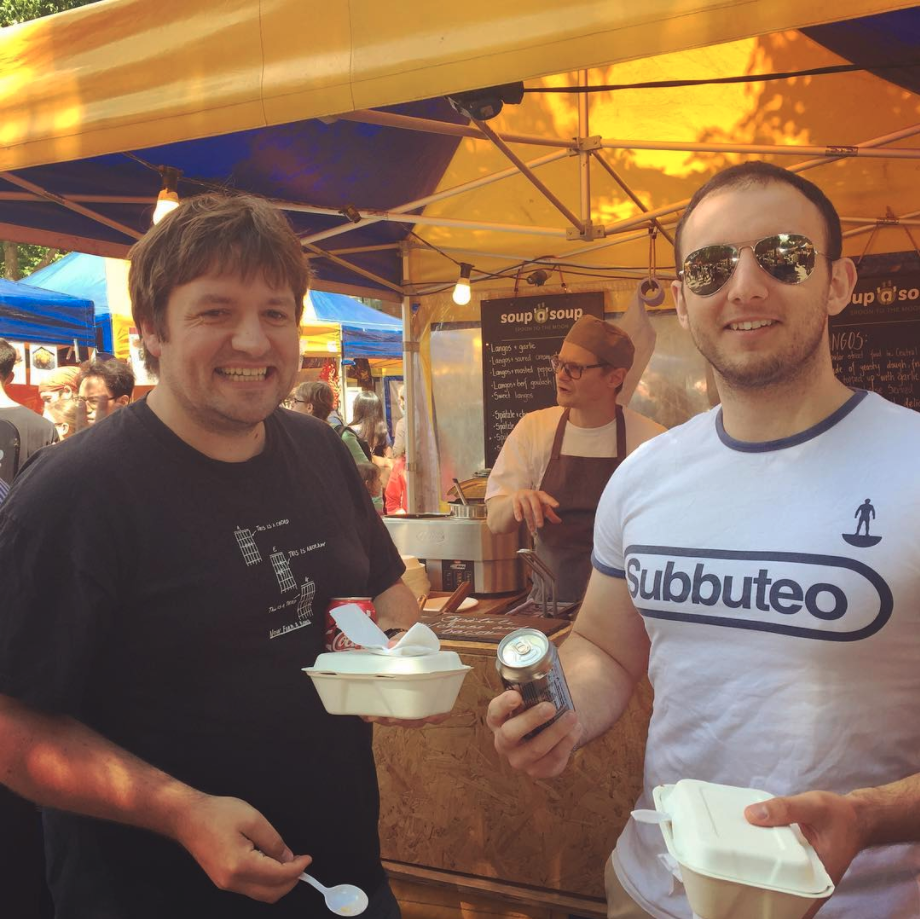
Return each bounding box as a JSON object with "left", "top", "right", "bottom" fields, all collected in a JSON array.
[{"left": 679, "top": 233, "right": 827, "bottom": 297}]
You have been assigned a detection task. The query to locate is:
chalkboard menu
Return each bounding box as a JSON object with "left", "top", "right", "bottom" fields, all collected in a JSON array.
[
  {"left": 830, "top": 273, "right": 920, "bottom": 411},
  {"left": 481, "top": 292, "right": 605, "bottom": 467}
]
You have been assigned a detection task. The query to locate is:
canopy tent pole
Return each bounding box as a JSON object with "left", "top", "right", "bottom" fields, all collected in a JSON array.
[
  {"left": 297, "top": 208, "right": 570, "bottom": 237},
  {"left": 401, "top": 243, "right": 418, "bottom": 514},
  {"left": 578, "top": 70, "right": 591, "bottom": 230},
  {"left": 599, "top": 139, "right": 920, "bottom": 159},
  {"left": 0, "top": 193, "right": 152, "bottom": 205},
  {"left": 295, "top": 150, "right": 570, "bottom": 248},
  {"left": 0, "top": 172, "right": 143, "bottom": 241},
  {"left": 590, "top": 152, "right": 675, "bottom": 247},
  {"left": 844, "top": 208, "right": 920, "bottom": 239},
  {"left": 337, "top": 110, "right": 576, "bottom": 150},
  {"left": 472, "top": 116, "right": 586, "bottom": 235},
  {"left": 843, "top": 216, "right": 920, "bottom": 226},
  {"left": 303, "top": 243, "right": 406, "bottom": 296}
]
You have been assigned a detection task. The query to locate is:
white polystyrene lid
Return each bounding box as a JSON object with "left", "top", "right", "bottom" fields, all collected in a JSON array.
[
  {"left": 305, "top": 649, "right": 467, "bottom": 676},
  {"left": 653, "top": 780, "right": 834, "bottom": 896}
]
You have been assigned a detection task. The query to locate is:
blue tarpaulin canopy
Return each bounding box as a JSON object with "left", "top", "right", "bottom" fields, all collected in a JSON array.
[
  {"left": 309, "top": 290, "right": 401, "bottom": 359},
  {"left": 21, "top": 253, "right": 113, "bottom": 351},
  {"left": 0, "top": 277, "right": 95, "bottom": 347}
]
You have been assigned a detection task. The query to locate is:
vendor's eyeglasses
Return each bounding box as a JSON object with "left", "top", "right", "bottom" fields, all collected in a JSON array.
[
  {"left": 679, "top": 233, "right": 827, "bottom": 297},
  {"left": 549, "top": 355, "right": 608, "bottom": 380}
]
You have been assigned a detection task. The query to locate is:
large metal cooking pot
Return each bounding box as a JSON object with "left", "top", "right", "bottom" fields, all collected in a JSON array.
[{"left": 449, "top": 501, "right": 487, "bottom": 519}]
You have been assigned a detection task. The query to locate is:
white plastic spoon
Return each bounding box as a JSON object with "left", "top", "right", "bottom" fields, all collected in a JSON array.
[{"left": 299, "top": 872, "right": 369, "bottom": 916}]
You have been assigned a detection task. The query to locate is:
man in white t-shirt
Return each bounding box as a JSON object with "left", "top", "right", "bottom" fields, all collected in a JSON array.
[
  {"left": 486, "top": 316, "right": 664, "bottom": 607},
  {"left": 487, "top": 163, "right": 920, "bottom": 919}
]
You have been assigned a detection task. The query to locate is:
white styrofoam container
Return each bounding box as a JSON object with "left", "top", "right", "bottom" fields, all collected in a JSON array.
[
  {"left": 653, "top": 780, "right": 834, "bottom": 919},
  {"left": 303, "top": 650, "right": 470, "bottom": 718}
]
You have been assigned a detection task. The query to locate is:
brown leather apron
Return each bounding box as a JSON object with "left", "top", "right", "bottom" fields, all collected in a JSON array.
[{"left": 533, "top": 406, "right": 626, "bottom": 605}]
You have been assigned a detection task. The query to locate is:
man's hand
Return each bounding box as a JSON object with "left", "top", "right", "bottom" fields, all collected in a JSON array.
[
  {"left": 511, "top": 489, "right": 562, "bottom": 535},
  {"left": 174, "top": 794, "right": 312, "bottom": 903},
  {"left": 486, "top": 689, "right": 583, "bottom": 779},
  {"left": 745, "top": 790, "right": 862, "bottom": 918}
]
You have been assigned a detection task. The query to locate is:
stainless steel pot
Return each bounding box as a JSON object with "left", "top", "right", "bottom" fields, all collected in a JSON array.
[{"left": 449, "top": 502, "right": 487, "bottom": 519}]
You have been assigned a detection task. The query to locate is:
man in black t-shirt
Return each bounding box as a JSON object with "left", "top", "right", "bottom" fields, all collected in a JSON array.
[
  {"left": 0, "top": 196, "right": 424, "bottom": 918},
  {"left": 0, "top": 338, "right": 57, "bottom": 481}
]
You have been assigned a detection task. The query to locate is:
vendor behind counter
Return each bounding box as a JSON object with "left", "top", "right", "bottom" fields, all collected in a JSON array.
[{"left": 485, "top": 316, "right": 664, "bottom": 606}]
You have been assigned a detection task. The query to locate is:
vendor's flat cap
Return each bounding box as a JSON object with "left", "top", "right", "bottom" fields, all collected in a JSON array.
[{"left": 564, "top": 315, "right": 634, "bottom": 370}]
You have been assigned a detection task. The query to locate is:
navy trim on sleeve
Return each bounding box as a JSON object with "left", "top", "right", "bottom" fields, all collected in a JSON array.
[{"left": 592, "top": 552, "right": 626, "bottom": 578}]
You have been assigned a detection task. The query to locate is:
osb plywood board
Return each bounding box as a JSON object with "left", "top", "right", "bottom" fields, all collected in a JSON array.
[
  {"left": 391, "top": 877, "right": 573, "bottom": 919},
  {"left": 374, "top": 643, "right": 652, "bottom": 899}
]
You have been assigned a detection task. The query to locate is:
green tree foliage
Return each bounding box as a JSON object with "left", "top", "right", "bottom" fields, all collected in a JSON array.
[{"left": 0, "top": 0, "right": 96, "bottom": 27}]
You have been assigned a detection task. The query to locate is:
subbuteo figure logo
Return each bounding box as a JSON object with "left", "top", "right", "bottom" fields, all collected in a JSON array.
[
  {"left": 534, "top": 304, "right": 549, "bottom": 324},
  {"left": 842, "top": 498, "right": 882, "bottom": 548},
  {"left": 876, "top": 281, "right": 896, "bottom": 306}
]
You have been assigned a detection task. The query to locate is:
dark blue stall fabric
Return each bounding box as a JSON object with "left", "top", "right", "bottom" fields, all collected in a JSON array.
[
  {"left": 0, "top": 99, "right": 466, "bottom": 297},
  {"left": 311, "top": 290, "right": 401, "bottom": 359},
  {"left": 0, "top": 278, "right": 95, "bottom": 347},
  {"left": 21, "top": 253, "right": 113, "bottom": 351},
  {"left": 804, "top": 10, "right": 920, "bottom": 97}
]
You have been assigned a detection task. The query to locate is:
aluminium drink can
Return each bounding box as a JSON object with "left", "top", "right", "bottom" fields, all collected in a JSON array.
[
  {"left": 325, "top": 597, "right": 377, "bottom": 652},
  {"left": 496, "top": 628, "right": 574, "bottom": 738}
]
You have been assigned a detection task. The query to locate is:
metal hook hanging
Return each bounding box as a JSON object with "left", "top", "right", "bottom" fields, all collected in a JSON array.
[{"left": 640, "top": 226, "right": 666, "bottom": 307}]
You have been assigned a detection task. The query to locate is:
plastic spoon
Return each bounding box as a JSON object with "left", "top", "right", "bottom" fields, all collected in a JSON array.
[{"left": 299, "top": 872, "right": 368, "bottom": 916}]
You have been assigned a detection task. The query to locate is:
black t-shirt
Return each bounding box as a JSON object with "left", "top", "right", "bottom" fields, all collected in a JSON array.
[{"left": 0, "top": 399, "right": 404, "bottom": 918}]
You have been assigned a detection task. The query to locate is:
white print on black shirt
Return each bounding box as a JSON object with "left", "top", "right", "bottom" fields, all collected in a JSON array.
[{"left": 233, "top": 520, "right": 327, "bottom": 640}]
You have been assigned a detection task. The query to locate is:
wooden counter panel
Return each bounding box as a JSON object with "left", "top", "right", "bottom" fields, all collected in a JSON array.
[{"left": 375, "top": 641, "right": 652, "bottom": 899}]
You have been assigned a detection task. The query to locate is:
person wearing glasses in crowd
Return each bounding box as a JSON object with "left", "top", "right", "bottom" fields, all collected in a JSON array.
[
  {"left": 0, "top": 194, "right": 422, "bottom": 919},
  {"left": 485, "top": 316, "right": 664, "bottom": 609},
  {"left": 77, "top": 357, "right": 135, "bottom": 426},
  {"left": 487, "top": 163, "right": 920, "bottom": 918}
]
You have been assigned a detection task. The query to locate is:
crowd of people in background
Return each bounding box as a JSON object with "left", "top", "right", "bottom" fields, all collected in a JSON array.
[
  {"left": 0, "top": 343, "right": 138, "bottom": 505},
  {"left": 288, "top": 378, "right": 406, "bottom": 513},
  {"left": 2, "top": 331, "right": 405, "bottom": 515}
]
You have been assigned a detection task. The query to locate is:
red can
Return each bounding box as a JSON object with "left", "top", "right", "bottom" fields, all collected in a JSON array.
[{"left": 325, "top": 597, "right": 378, "bottom": 652}]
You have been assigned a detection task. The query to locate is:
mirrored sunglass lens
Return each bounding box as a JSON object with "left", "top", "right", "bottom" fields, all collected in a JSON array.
[
  {"left": 754, "top": 234, "right": 815, "bottom": 284},
  {"left": 684, "top": 245, "right": 737, "bottom": 296}
]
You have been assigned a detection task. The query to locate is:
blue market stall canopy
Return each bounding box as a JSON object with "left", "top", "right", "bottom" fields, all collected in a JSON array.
[
  {"left": 308, "top": 291, "right": 401, "bottom": 359},
  {"left": 0, "top": 278, "right": 95, "bottom": 347},
  {"left": 21, "top": 253, "right": 113, "bottom": 351},
  {"left": 0, "top": 98, "right": 466, "bottom": 299}
]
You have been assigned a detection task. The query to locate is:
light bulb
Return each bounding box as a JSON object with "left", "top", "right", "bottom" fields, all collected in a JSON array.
[
  {"left": 452, "top": 263, "right": 473, "bottom": 305},
  {"left": 152, "top": 190, "right": 180, "bottom": 225},
  {"left": 452, "top": 278, "right": 471, "bottom": 305}
]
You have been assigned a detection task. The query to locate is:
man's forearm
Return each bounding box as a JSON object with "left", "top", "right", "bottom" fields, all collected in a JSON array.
[
  {"left": 0, "top": 695, "right": 202, "bottom": 842},
  {"left": 486, "top": 495, "right": 518, "bottom": 534},
  {"left": 373, "top": 579, "right": 420, "bottom": 633},
  {"left": 559, "top": 632, "right": 638, "bottom": 746},
  {"left": 849, "top": 773, "right": 920, "bottom": 848}
]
